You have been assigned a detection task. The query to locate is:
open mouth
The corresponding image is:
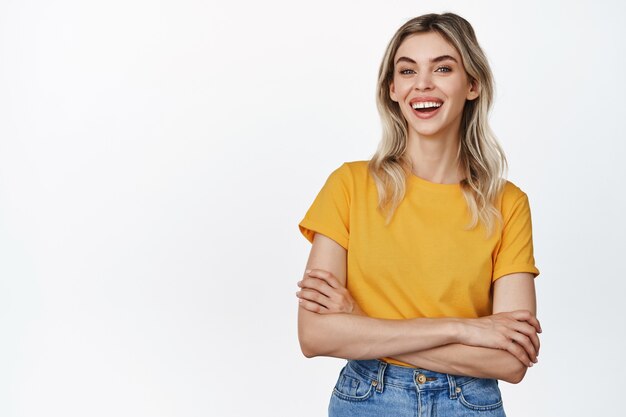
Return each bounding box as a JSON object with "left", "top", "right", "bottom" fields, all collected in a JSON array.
[
  {"left": 411, "top": 101, "right": 443, "bottom": 113},
  {"left": 409, "top": 99, "right": 444, "bottom": 119}
]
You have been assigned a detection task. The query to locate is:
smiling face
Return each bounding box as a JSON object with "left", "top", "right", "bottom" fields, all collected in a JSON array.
[{"left": 389, "top": 31, "right": 479, "bottom": 139}]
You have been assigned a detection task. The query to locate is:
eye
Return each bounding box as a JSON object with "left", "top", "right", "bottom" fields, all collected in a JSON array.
[
  {"left": 399, "top": 68, "right": 415, "bottom": 75},
  {"left": 436, "top": 66, "right": 452, "bottom": 73}
]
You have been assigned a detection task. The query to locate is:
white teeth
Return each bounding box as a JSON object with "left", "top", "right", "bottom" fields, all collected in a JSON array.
[{"left": 412, "top": 101, "right": 442, "bottom": 109}]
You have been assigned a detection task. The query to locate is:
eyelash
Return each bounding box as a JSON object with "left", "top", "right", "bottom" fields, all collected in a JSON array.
[{"left": 399, "top": 66, "right": 452, "bottom": 74}]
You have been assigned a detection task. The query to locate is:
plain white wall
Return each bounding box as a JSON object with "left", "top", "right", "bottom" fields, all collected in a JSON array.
[{"left": 1, "top": 0, "right": 624, "bottom": 416}]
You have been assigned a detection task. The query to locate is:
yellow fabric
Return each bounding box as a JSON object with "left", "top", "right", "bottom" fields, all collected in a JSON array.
[{"left": 298, "top": 160, "right": 540, "bottom": 368}]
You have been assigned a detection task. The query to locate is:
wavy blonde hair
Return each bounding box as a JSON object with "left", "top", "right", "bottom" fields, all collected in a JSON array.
[{"left": 369, "top": 12, "right": 508, "bottom": 238}]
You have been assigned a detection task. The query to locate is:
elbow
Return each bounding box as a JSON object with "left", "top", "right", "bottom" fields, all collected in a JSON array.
[
  {"left": 299, "top": 334, "right": 333, "bottom": 359},
  {"left": 298, "top": 310, "right": 344, "bottom": 359},
  {"left": 504, "top": 362, "right": 528, "bottom": 384},
  {"left": 299, "top": 336, "right": 361, "bottom": 360},
  {"left": 301, "top": 346, "right": 319, "bottom": 359},
  {"left": 298, "top": 323, "right": 348, "bottom": 359},
  {"left": 298, "top": 324, "right": 326, "bottom": 358},
  {"left": 299, "top": 337, "right": 319, "bottom": 358},
  {"left": 297, "top": 310, "right": 359, "bottom": 359}
]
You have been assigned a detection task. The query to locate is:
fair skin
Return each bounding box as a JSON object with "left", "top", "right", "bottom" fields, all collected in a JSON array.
[
  {"left": 297, "top": 265, "right": 539, "bottom": 382},
  {"left": 297, "top": 236, "right": 541, "bottom": 384},
  {"left": 296, "top": 32, "right": 541, "bottom": 384},
  {"left": 390, "top": 31, "right": 479, "bottom": 184}
]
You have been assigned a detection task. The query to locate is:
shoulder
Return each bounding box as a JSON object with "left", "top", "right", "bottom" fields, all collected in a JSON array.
[
  {"left": 498, "top": 179, "right": 533, "bottom": 218},
  {"left": 500, "top": 179, "right": 527, "bottom": 202},
  {"left": 334, "top": 160, "right": 369, "bottom": 173},
  {"left": 328, "top": 160, "right": 370, "bottom": 183}
]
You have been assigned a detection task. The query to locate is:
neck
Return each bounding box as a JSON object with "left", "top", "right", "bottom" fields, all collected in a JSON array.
[{"left": 405, "top": 127, "right": 463, "bottom": 184}]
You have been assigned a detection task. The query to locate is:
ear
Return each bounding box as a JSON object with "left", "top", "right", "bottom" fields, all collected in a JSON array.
[
  {"left": 466, "top": 79, "right": 480, "bottom": 101},
  {"left": 389, "top": 81, "right": 398, "bottom": 102}
]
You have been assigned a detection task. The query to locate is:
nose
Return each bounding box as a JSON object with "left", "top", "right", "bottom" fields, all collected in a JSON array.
[{"left": 413, "top": 71, "right": 434, "bottom": 91}]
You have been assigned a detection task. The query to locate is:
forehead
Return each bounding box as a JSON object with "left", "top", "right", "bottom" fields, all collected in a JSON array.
[{"left": 394, "top": 32, "right": 461, "bottom": 63}]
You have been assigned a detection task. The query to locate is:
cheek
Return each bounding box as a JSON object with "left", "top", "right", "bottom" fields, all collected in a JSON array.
[
  {"left": 392, "top": 77, "right": 413, "bottom": 97},
  {"left": 443, "top": 78, "right": 470, "bottom": 98}
]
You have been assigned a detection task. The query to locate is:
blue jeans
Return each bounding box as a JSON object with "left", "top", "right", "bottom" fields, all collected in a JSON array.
[{"left": 328, "top": 359, "right": 506, "bottom": 417}]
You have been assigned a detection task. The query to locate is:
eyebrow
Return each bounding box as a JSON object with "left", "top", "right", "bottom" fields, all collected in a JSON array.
[{"left": 395, "top": 55, "right": 459, "bottom": 65}]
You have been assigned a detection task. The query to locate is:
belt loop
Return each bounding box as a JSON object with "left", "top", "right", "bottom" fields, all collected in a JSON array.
[
  {"left": 447, "top": 375, "right": 458, "bottom": 399},
  {"left": 375, "top": 360, "right": 387, "bottom": 393}
]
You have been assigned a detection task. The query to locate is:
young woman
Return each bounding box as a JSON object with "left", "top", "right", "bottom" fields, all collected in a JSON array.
[{"left": 296, "top": 12, "right": 542, "bottom": 417}]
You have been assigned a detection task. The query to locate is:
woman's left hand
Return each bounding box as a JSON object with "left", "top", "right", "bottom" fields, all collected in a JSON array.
[{"left": 296, "top": 269, "right": 365, "bottom": 315}]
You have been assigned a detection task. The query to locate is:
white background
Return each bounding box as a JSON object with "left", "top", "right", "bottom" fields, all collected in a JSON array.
[{"left": 1, "top": 0, "right": 625, "bottom": 416}]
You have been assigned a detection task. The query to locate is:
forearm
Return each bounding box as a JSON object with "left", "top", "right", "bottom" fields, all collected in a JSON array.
[
  {"left": 390, "top": 344, "right": 526, "bottom": 383},
  {"left": 298, "top": 306, "right": 461, "bottom": 360}
]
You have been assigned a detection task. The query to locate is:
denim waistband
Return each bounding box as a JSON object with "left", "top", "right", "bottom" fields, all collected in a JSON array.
[{"left": 347, "top": 359, "right": 479, "bottom": 394}]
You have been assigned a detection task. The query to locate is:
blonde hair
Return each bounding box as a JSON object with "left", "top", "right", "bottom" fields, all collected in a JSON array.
[{"left": 369, "top": 12, "right": 507, "bottom": 238}]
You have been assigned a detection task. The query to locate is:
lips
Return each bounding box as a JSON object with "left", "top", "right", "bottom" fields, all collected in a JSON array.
[
  {"left": 409, "top": 96, "right": 444, "bottom": 106},
  {"left": 409, "top": 97, "right": 444, "bottom": 119}
]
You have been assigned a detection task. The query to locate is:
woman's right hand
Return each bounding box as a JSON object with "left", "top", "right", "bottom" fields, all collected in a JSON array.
[{"left": 458, "top": 310, "right": 542, "bottom": 367}]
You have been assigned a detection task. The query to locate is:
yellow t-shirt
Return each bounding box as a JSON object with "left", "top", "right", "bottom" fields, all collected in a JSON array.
[{"left": 298, "top": 160, "right": 540, "bottom": 367}]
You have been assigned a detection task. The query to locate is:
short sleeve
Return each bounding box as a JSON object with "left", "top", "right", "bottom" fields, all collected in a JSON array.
[
  {"left": 298, "top": 163, "right": 351, "bottom": 250},
  {"left": 492, "top": 192, "right": 540, "bottom": 282}
]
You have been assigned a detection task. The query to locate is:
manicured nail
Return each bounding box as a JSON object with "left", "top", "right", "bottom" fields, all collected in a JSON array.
[
  {"left": 305, "top": 269, "right": 311, "bottom": 274},
  {"left": 529, "top": 361, "right": 534, "bottom": 367},
  {"left": 297, "top": 280, "right": 302, "bottom": 286}
]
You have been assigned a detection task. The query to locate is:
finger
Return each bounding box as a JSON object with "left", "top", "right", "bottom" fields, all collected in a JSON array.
[
  {"left": 523, "top": 324, "right": 540, "bottom": 356},
  {"left": 537, "top": 319, "right": 543, "bottom": 333},
  {"left": 320, "top": 272, "right": 342, "bottom": 289},
  {"left": 528, "top": 331, "right": 540, "bottom": 358},
  {"left": 510, "top": 309, "right": 532, "bottom": 322},
  {"left": 505, "top": 339, "right": 532, "bottom": 368},
  {"left": 508, "top": 331, "right": 537, "bottom": 364},
  {"left": 506, "top": 321, "right": 537, "bottom": 355},
  {"left": 511, "top": 310, "right": 541, "bottom": 333},
  {"left": 529, "top": 329, "right": 540, "bottom": 356},
  {"left": 298, "top": 298, "right": 331, "bottom": 314},
  {"left": 297, "top": 289, "right": 331, "bottom": 309},
  {"left": 301, "top": 277, "right": 336, "bottom": 298},
  {"left": 323, "top": 274, "right": 342, "bottom": 289},
  {"left": 307, "top": 268, "right": 330, "bottom": 278},
  {"left": 523, "top": 315, "right": 542, "bottom": 334},
  {"left": 300, "top": 276, "right": 353, "bottom": 313},
  {"left": 509, "top": 321, "right": 540, "bottom": 355},
  {"left": 307, "top": 269, "right": 342, "bottom": 289}
]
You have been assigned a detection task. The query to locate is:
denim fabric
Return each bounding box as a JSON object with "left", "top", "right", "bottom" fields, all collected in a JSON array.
[{"left": 328, "top": 359, "right": 506, "bottom": 417}]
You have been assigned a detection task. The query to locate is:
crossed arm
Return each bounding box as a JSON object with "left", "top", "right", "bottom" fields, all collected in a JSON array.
[
  {"left": 387, "top": 270, "right": 539, "bottom": 382},
  {"left": 297, "top": 233, "right": 541, "bottom": 384},
  {"left": 381, "top": 271, "right": 538, "bottom": 382}
]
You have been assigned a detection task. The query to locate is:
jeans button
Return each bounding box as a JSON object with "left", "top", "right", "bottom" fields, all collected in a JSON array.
[{"left": 416, "top": 374, "right": 426, "bottom": 384}]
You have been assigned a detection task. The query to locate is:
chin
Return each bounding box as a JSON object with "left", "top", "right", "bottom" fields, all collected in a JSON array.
[{"left": 409, "top": 126, "right": 443, "bottom": 138}]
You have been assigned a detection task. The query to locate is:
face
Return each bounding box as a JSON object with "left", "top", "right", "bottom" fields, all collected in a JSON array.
[{"left": 389, "top": 31, "right": 479, "bottom": 139}]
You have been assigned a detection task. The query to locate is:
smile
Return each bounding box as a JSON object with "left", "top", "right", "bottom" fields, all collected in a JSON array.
[
  {"left": 410, "top": 100, "right": 443, "bottom": 119},
  {"left": 411, "top": 101, "right": 442, "bottom": 110}
]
